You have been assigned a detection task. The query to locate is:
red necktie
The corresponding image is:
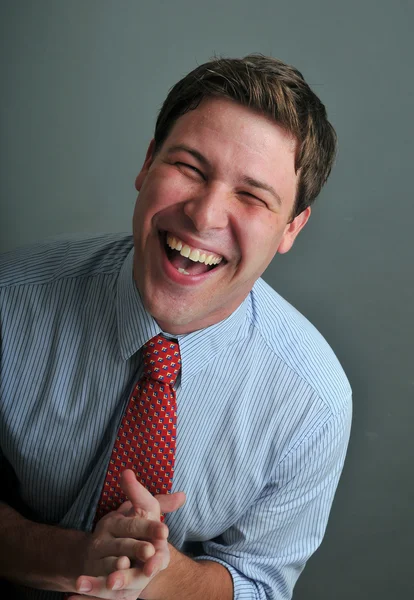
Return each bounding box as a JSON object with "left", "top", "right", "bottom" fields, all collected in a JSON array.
[{"left": 95, "top": 335, "right": 181, "bottom": 520}]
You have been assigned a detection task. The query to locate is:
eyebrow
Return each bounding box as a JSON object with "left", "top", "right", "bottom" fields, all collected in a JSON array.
[
  {"left": 166, "top": 144, "right": 282, "bottom": 207},
  {"left": 241, "top": 176, "right": 282, "bottom": 207}
]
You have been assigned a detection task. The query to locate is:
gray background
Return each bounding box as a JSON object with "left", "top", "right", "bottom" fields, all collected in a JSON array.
[{"left": 1, "top": 0, "right": 412, "bottom": 598}]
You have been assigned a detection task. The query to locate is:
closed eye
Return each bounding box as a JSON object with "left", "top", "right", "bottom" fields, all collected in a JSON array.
[
  {"left": 176, "top": 162, "right": 205, "bottom": 179},
  {"left": 239, "top": 191, "right": 266, "bottom": 206}
]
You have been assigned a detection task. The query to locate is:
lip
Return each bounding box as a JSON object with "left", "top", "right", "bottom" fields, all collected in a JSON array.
[{"left": 158, "top": 232, "right": 226, "bottom": 285}]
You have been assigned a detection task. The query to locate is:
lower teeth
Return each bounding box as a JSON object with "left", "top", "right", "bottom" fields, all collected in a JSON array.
[{"left": 178, "top": 268, "right": 189, "bottom": 275}]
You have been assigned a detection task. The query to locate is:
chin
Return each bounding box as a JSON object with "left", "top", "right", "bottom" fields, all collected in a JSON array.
[{"left": 143, "top": 294, "right": 189, "bottom": 333}]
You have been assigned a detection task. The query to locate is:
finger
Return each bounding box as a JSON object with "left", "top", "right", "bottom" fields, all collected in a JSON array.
[
  {"left": 121, "top": 469, "right": 160, "bottom": 519},
  {"left": 105, "top": 565, "right": 153, "bottom": 592},
  {"left": 155, "top": 491, "right": 186, "bottom": 514},
  {"left": 100, "top": 556, "right": 130, "bottom": 575},
  {"left": 77, "top": 567, "right": 151, "bottom": 597},
  {"left": 69, "top": 596, "right": 137, "bottom": 600},
  {"left": 69, "top": 597, "right": 137, "bottom": 600},
  {"left": 96, "top": 537, "right": 156, "bottom": 562},
  {"left": 141, "top": 544, "right": 169, "bottom": 578},
  {"left": 139, "top": 535, "right": 170, "bottom": 578},
  {"left": 115, "top": 555, "right": 130, "bottom": 570},
  {"left": 104, "top": 513, "right": 168, "bottom": 541},
  {"left": 116, "top": 500, "right": 133, "bottom": 515},
  {"left": 70, "top": 593, "right": 138, "bottom": 600}
]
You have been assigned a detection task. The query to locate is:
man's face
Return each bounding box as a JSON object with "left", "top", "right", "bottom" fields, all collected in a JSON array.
[{"left": 132, "top": 97, "right": 310, "bottom": 334}]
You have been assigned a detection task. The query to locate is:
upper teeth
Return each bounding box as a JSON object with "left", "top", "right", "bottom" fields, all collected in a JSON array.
[{"left": 166, "top": 234, "right": 223, "bottom": 265}]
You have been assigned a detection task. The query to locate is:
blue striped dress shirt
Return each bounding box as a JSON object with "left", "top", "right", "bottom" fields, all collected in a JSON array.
[{"left": 0, "top": 233, "right": 352, "bottom": 600}]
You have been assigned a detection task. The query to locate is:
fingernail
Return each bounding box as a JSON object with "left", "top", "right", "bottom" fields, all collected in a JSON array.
[
  {"left": 78, "top": 581, "right": 92, "bottom": 593},
  {"left": 112, "top": 579, "right": 123, "bottom": 590}
]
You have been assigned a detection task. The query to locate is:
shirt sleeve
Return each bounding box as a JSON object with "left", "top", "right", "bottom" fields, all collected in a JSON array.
[{"left": 194, "top": 400, "right": 352, "bottom": 599}]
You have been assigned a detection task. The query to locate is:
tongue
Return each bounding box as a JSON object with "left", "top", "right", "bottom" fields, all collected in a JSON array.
[{"left": 169, "top": 253, "right": 211, "bottom": 275}]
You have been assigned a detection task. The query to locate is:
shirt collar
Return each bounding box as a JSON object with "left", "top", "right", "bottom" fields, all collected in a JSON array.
[
  {"left": 116, "top": 248, "right": 161, "bottom": 360},
  {"left": 116, "top": 247, "right": 250, "bottom": 385},
  {"left": 177, "top": 301, "right": 248, "bottom": 383}
]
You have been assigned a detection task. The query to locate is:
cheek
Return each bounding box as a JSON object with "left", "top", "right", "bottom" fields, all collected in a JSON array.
[
  {"left": 145, "top": 174, "right": 191, "bottom": 214},
  {"left": 241, "top": 213, "right": 282, "bottom": 261},
  {"left": 134, "top": 182, "right": 169, "bottom": 223}
]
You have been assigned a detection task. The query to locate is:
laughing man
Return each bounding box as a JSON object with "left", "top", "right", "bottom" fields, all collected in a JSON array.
[{"left": 0, "top": 55, "right": 352, "bottom": 600}]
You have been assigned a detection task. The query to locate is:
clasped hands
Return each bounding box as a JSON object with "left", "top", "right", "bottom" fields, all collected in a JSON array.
[{"left": 69, "top": 470, "right": 186, "bottom": 600}]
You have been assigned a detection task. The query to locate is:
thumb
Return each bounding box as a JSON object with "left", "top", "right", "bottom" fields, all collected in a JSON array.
[
  {"left": 155, "top": 491, "right": 186, "bottom": 514},
  {"left": 120, "top": 469, "right": 160, "bottom": 518}
]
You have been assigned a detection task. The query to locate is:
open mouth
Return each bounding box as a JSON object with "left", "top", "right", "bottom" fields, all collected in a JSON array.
[{"left": 162, "top": 231, "right": 225, "bottom": 276}]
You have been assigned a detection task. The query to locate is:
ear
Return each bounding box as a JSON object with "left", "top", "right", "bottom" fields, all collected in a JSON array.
[
  {"left": 277, "top": 206, "right": 311, "bottom": 254},
  {"left": 135, "top": 139, "right": 156, "bottom": 191}
]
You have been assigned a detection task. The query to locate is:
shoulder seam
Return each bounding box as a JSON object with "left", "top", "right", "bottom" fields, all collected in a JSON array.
[
  {"left": 0, "top": 269, "right": 121, "bottom": 290},
  {"left": 250, "top": 319, "right": 322, "bottom": 401},
  {"left": 275, "top": 402, "right": 351, "bottom": 469},
  {"left": 249, "top": 318, "right": 350, "bottom": 416}
]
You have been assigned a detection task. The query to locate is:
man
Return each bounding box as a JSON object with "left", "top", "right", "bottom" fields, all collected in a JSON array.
[{"left": 0, "top": 55, "right": 352, "bottom": 600}]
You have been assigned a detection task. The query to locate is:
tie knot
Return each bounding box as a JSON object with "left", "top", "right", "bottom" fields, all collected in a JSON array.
[{"left": 142, "top": 335, "right": 181, "bottom": 386}]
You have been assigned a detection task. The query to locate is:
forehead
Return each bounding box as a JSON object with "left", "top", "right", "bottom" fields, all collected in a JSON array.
[
  {"left": 169, "top": 96, "right": 296, "bottom": 142},
  {"left": 162, "top": 97, "right": 299, "bottom": 202},
  {"left": 164, "top": 97, "right": 297, "bottom": 160}
]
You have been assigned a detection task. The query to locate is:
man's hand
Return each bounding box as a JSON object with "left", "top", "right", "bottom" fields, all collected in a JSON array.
[{"left": 70, "top": 470, "right": 186, "bottom": 600}]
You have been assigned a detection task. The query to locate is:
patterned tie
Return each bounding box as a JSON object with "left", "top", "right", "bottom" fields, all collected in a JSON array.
[{"left": 95, "top": 335, "right": 181, "bottom": 520}]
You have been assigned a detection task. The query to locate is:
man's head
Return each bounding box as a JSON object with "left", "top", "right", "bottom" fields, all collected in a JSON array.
[
  {"left": 153, "top": 54, "right": 337, "bottom": 220},
  {"left": 133, "top": 55, "right": 337, "bottom": 334}
]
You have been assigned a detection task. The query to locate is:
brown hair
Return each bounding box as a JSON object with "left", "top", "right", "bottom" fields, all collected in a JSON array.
[{"left": 154, "top": 54, "right": 337, "bottom": 219}]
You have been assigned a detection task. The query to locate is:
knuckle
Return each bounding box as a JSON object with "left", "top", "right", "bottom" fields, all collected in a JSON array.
[
  {"left": 135, "top": 507, "right": 149, "bottom": 520},
  {"left": 95, "top": 510, "right": 119, "bottom": 531},
  {"left": 139, "top": 541, "right": 153, "bottom": 559},
  {"left": 153, "top": 521, "right": 168, "bottom": 539},
  {"left": 114, "top": 537, "right": 129, "bottom": 555},
  {"left": 89, "top": 535, "right": 104, "bottom": 556},
  {"left": 125, "top": 517, "right": 138, "bottom": 537}
]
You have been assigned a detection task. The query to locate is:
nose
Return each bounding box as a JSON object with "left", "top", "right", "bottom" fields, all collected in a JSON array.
[{"left": 183, "top": 183, "right": 229, "bottom": 232}]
